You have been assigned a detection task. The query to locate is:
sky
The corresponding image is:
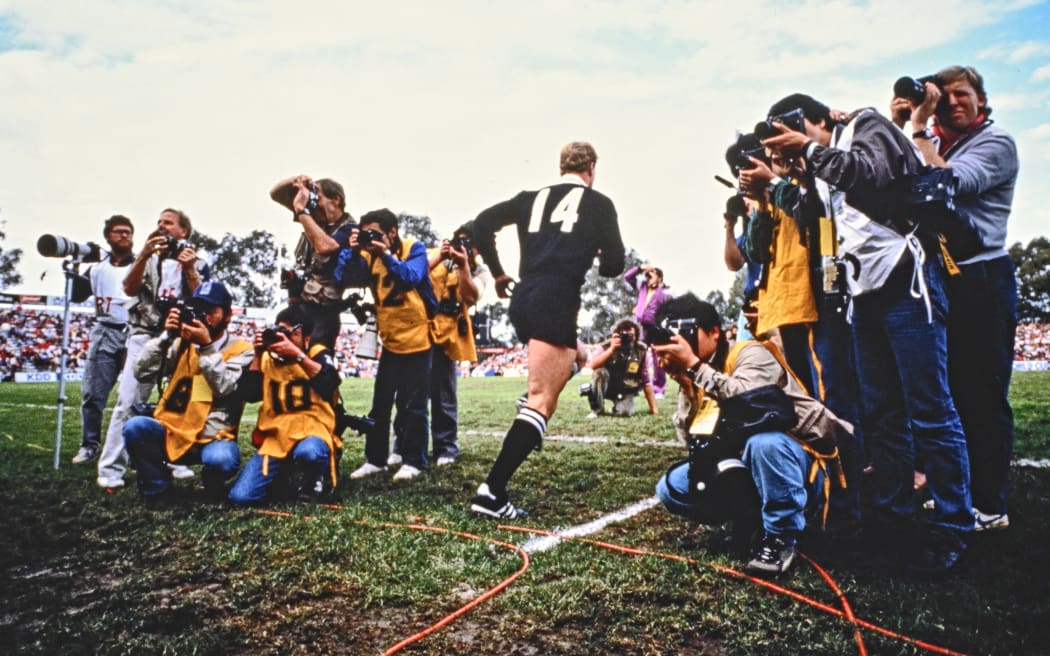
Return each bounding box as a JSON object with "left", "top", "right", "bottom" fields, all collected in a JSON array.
[{"left": 1, "top": 0, "right": 1048, "bottom": 305}]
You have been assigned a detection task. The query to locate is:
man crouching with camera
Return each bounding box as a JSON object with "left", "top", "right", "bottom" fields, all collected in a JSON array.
[
  {"left": 228, "top": 305, "right": 343, "bottom": 505},
  {"left": 652, "top": 294, "right": 849, "bottom": 577},
  {"left": 582, "top": 318, "right": 657, "bottom": 419},
  {"left": 123, "top": 282, "right": 253, "bottom": 504}
]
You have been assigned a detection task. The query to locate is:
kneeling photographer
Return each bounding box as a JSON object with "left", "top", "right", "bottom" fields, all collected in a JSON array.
[
  {"left": 583, "top": 318, "right": 657, "bottom": 418},
  {"left": 652, "top": 294, "right": 849, "bottom": 578},
  {"left": 228, "top": 305, "right": 352, "bottom": 506},
  {"left": 123, "top": 282, "right": 254, "bottom": 504}
]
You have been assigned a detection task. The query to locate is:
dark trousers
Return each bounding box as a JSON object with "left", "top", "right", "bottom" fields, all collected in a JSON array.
[
  {"left": 300, "top": 302, "right": 342, "bottom": 351},
  {"left": 366, "top": 348, "right": 432, "bottom": 469},
  {"left": 948, "top": 255, "right": 1017, "bottom": 515}
]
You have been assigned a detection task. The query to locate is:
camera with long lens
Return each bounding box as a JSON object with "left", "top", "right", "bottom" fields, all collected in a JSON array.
[
  {"left": 161, "top": 234, "right": 193, "bottom": 259},
  {"left": 753, "top": 107, "right": 807, "bottom": 140},
  {"left": 357, "top": 228, "right": 386, "bottom": 248},
  {"left": 37, "top": 234, "right": 102, "bottom": 262},
  {"left": 335, "top": 408, "right": 375, "bottom": 436},
  {"left": 646, "top": 317, "right": 699, "bottom": 346},
  {"left": 893, "top": 74, "right": 944, "bottom": 105}
]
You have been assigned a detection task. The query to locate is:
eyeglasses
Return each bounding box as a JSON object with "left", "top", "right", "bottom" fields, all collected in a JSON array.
[{"left": 109, "top": 229, "right": 133, "bottom": 236}]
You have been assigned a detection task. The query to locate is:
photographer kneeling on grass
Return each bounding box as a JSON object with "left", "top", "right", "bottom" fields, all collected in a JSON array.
[
  {"left": 123, "top": 282, "right": 254, "bottom": 504},
  {"left": 228, "top": 305, "right": 344, "bottom": 505},
  {"left": 582, "top": 318, "right": 657, "bottom": 418},
  {"left": 652, "top": 294, "right": 849, "bottom": 577}
]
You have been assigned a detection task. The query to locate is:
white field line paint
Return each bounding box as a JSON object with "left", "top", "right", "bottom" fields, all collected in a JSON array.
[
  {"left": 460, "top": 429, "right": 680, "bottom": 449},
  {"left": 1016, "top": 458, "right": 1050, "bottom": 468},
  {"left": 520, "top": 496, "right": 662, "bottom": 554}
]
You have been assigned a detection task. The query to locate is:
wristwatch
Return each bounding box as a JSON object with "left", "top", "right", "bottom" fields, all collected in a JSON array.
[
  {"left": 295, "top": 353, "right": 306, "bottom": 364},
  {"left": 912, "top": 127, "right": 933, "bottom": 140},
  {"left": 685, "top": 362, "right": 702, "bottom": 382}
]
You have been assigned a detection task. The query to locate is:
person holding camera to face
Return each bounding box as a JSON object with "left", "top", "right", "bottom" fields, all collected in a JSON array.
[
  {"left": 270, "top": 175, "right": 357, "bottom": 350},
  {"left": 892, "top": 66, "right": 1019, "bottom": 533},
  {"left": 390, "top": 222, "right": 490, "bottom": 468},
  {"left": 334, "top": 209, "right": 438, "bottom": 483},
  {"left": 71, "top": 215, "right": 136, "bottom": 465},
  {"left": 227, "top": 305, "right": 343, "bottom": 505},
  {"left": 652, "top": 294, "right": 849, "bottom": 578},
  {"left": 96, "top": 208, "right": 209, "bottom": 489},
  {"left": 623, "top": 264, "right": 672, "bottom": 398},
  {"left": 761, "top": 93, "right": 971, "bottom": 574},
  {"left": 123, "top": 282, "right": 253, "bottom": 504},
  {"left": 583, "top": 318, "right": 657, "bottom": 419}
]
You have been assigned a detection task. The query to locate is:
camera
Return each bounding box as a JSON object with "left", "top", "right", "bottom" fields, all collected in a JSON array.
[
  {"left": 306, "top": 183, "right": 320, "bottom": 213},
  {"left": 280, "top": 267, "right": 306, "bottom": 299},
  {"left": 357, "top": 228, "right": 386, "bottom": 248},
  {"left": 335, "top": 408, "right": 376, "bottom": 437},
  {"left": 725, "top": 133, "right": 769, "bottom": 178},
  {"left": 893, "top": 74, "right": 944, "bottom": 105},
  {"left": 172, "top": 299, "right": 205, "bottom": 325},
  {"left": 617, "top": 330, "right": 634, "bottom": 355},
  {"left": 260, "top": 325, "right": 284, "bottom": 348},
  {"left": 646, "top": 317, "right": 699, "bottom": 346},
  {"left": 37, "top": 234, "right": 102, "bottom": 262},
  {"left": 753, "top": 107, "right": 807, "bottom": 140},
  {"left": 161, "top": 234, "right": 193, "bottom": 259},
  {"left": 343, "top": 292, "right": 374, "bottom": 326},
  {"left": 438, "top": 299, "right": 463, "bottom": 317},
  {"left": 451, "top": 235, "right": 472, "bottom": 253},
  {"left": 724, "top": 195, "right": 749, "bottom": 223}
]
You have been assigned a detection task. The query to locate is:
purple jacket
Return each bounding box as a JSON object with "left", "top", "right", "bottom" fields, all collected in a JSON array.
[{"left": 624, "top": 266, "right": 673, "bottom": 327}]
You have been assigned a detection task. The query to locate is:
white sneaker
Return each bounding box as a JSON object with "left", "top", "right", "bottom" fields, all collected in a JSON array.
[
  {"left": 586, "top": 411, "right": 599, "bottom": 420},
  {"left": 436, "top": 456, "right": 457, "bottom": 467},
  {"left": 72, "top": 446, "right": 98, "bottom": 464},
  {"left": 96, "top": 475, "right": 125, "bottom": 489},
  {"left": 168, "top": 463, "right": 195, "bottom": 479},
  {"left": 974, "top": 508, "right": 1009, "bottom": 532},
  {"left": 922, "top": 499, "right": 935, "bottom": 511},
  {"left": 386, "top": 452, "right": 403, "bottom": 467},
  {"left": 392, "top": 464, "right": 422, "bottom": 482},
  {"left": 349, "top": 462, "right": 387, "bottom": 480}
]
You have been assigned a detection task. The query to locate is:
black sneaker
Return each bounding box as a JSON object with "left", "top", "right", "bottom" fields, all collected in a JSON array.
[
  {"left": 470, "top": 483, "right": 528, "bottom": 520},
  {"left": 745, "top": 533, "right": 796, "bottom": 577}
]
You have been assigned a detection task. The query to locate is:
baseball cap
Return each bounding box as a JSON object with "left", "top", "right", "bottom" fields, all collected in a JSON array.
[{"left": 190, "top": 281, "right": 233, "bottom": 310}]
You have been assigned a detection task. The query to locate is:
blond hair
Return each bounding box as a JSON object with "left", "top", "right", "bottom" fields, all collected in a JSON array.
[{"left": 559, "top": 141, "right": 597, "bottom": 174}]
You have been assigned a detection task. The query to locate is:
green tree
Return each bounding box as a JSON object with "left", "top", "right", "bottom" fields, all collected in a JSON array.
[
  {"left": 1009, "top": 237, "right": 1050, "bottom": 323},
  {"left": 578, "top": 248, "right": 645, "bottom": 342},
  {"left": 0, "top": 219, "right": 23, "bottom": 289},
  {"left": 192, "top": 229, "right": 283, "bottom": 307},
  {"left": 707, "top": 270, "right": 745, "bottom": 326},
  {"left": 397, "top": 213, "right": 441, "bottom": 248}
]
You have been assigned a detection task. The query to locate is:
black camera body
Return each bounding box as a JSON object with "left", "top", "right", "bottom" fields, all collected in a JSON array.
[
  {"left": 894, "top": 74, "right": 943, "bottom": 105},
  {"left": 335, "top": 409, "right": 375, "bottom": 437},
  {"left": 357, "top": 228, "right": 386, "bottom": 248},
  {"left": 451, "top": 236, "right": 472, "bottom": 253},
  {"left": 173, "top": 299, "right": 205, "bottom": 325},
  {"left": 438, "top": 299, "right": 463, "bottom": 317},
  {"left": 646, "top": 317, "right": 699, "bottom": 346},
  {"left": 261, "top": 326, "right": 283, "bottom": 348},
  {"left": 617, "top": 330, "right": 634, "bottom": 356},
  {"left": 280, "top": 267, "right": 306, "bottom": 299},
  {"left": 754, "top": 107, "right": 807, "bottom": 140},
  {"left": 725, "top": 133, "right": 769, "bottom": 178},
  {"left": 161, "top": 235, "right": 193, "bottom": 259}
]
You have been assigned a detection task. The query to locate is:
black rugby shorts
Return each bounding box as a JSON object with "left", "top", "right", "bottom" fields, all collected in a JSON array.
[{"left": 508, "top": 278, "right": 580, "bottom": 348}]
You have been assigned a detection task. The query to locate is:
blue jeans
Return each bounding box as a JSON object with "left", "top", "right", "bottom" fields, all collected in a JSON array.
[
  {"left": 79, "top": 323, "right": 126, "bottom": 449},
  {"left": 123, "top": 416, "right": 241, "bottom": 497},
  {"left": 744, "top": 431, "right": 816, "bottom": 540},
  {"left": 947, "top": 255, "right": 1017, "bottom": 515},
  {"left": 228, "top": 436, "right": 330, "bottom": 506},
  {"left": 851, "top": 259, "right": 972, "bottom": 548}
]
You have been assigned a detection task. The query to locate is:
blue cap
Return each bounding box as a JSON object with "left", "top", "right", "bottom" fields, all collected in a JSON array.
[{"left": 191, "top": 281, "right": 233, "bottom": 310}]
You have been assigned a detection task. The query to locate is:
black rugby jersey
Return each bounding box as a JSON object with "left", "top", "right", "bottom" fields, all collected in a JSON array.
[{"left": 474, "top": 177, "right": 625, "bottom": 288}]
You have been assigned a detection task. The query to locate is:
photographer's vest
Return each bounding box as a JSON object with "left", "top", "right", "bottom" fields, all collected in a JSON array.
[
  {"left": 428, "top": 252, "right": 478, "bottom": 363},
  {"left": 297, "top": 214, "right": 354, "bottom": 305},
  {"left": 363, "top": 237, "right": 431, "bottom": 355},
  {"left": 254, "top": 343, "right": 342, "bottom": 485},
  {"left": 609, "top": 343, "right": 648, "bottom": 394},
  {"left": 755, "top": 200, "right": 817, "bottom": 337},
  {"left": 153, "top": 338, "right": 253, "bottom": 462}
]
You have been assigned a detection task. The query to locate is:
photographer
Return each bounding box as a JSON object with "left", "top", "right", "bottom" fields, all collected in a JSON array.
[
  {"left": 228, "top": 305, "right": 342, "bottom": 505},
  {"left": 761, "top": 93, "right": 971, "bottom": 574},
  {"left": 652, "top": 294, "right": 849, "bottom": 578},
  {"left": 391, "top": 222, "right": 490, "bottom": 468},
  {"left": 334, "top": 209, "right": 437, "bottom": 483},
  {"left": 270, "top": 175, "right": 357, "bottom": 349},
  {"left": 96, "top": 208, "right": 208, "bottom": 489},
  {"left": 123, "top": 282, "right": 253, "bottom": 503},
  {"left": 71, "top": 215, "right": 136, "bottom": 465},
  {"left": 895, "top": 66, "right": 1019, "bottom": 532},
  {"left": 583, "top": 318, "right": 657, "bottom": 418},
  {"left": 623, "top": 264, "right": 672, "bottom": 398}
]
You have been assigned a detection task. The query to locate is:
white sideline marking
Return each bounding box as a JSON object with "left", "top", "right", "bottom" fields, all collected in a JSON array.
[
  {"left": 1016, "top": 458, "right": 1050, "bottom": 468},
  {"left": 461, "top": 429, "right": 681, "bottom": 449},
  {"left": 520, "top": 496, "right": 662, "bottom": 554}
]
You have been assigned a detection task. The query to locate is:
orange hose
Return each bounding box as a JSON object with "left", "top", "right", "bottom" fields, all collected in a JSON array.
[
  {"left": 499, "top": 525, "right": 970, "bottom": 656},
  {"left": 797, "top": 551, "right": 867, "bottom": 656}
]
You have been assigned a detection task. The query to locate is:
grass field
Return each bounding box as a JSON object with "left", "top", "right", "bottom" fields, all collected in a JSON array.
[{"left": 1, "top": 373, "right": 1048, "bottom": 655}]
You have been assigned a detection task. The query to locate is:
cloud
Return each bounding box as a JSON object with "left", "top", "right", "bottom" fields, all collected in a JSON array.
[{"left": 1032, "top": 64, "right": 1050, "bottom": 82}]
